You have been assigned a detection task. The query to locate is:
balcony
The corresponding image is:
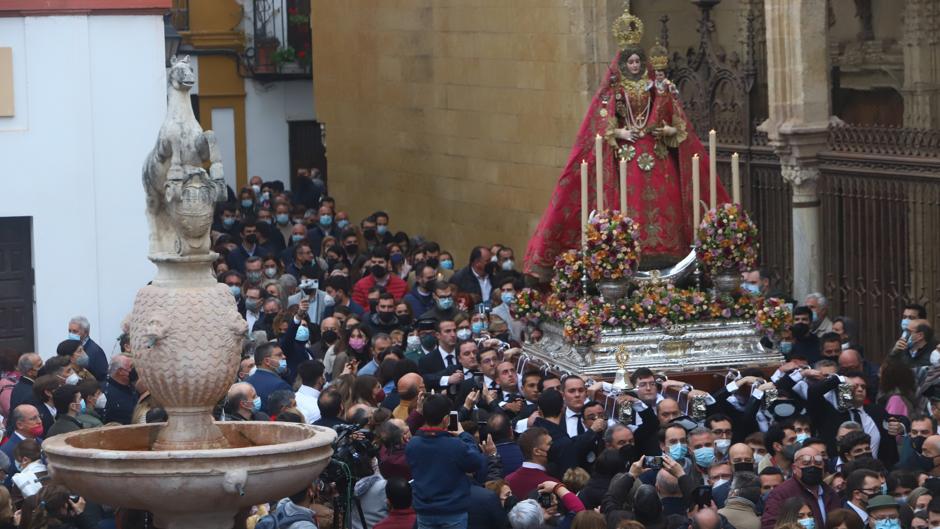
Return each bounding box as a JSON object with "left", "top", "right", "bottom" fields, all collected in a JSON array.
[{"left": 246, "top": 0, "right": 312, "bottom": 81}]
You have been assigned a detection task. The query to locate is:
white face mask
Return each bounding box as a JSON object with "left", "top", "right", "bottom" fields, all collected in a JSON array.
[
  {"left": 323, "top": 294, "right": 335, "bottom": 307},
  {"left": 248, "top": 366, "right": 258, "bottom": 377},
  {"left": 715, "top": 438, "right": 731, "bottom": 455},
  {"left": 65, "top": 373, "right": 81, "bottom": 385},
  {"left": 931, "top": 349, "right": 940, "bottom": 366},
  {"left": 95, "top": 393, "right": 107, "bottom": 409}
]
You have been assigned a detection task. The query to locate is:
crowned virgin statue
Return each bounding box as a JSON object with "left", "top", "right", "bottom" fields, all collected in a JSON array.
[{"left": 524, "top": 10, "right": 728, "bottom": 275}]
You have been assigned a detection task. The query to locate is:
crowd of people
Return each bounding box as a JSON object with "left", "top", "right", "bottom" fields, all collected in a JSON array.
[{"left": 2, "top": 169, "right": 940, "bottom": 529}]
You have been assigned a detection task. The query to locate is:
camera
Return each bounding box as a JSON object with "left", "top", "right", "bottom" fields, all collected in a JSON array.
[
  {"left": 538, "top": 492, "right": 554, "bottom": 508},
  {"left": 299, "top": 279, "right": 319, "bottom": 295},
  {"left": 643, "top": 456, "right": 663, "bottom": 469},
  {"left": 472, "top": 371, "right": 485, "bottom": 389}
]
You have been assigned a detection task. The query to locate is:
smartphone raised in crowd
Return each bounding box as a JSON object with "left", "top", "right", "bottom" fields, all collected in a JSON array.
[{"left": 448, "top": 411, "right": 459, "bottom": 432}]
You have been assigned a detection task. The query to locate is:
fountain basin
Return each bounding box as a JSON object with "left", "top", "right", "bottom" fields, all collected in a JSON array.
[{"left": 44, "top": 422, "right": 335, "bottom": 529}]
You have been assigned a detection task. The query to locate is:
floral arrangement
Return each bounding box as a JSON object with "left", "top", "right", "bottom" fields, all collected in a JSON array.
[
  {"left": 755, "top": 297, "right": 793, "bottom": 340},
  {"left": 562, "top": 298, "right": 602, "bottom": 345},
  {"left": 287, "top": 7, "right": 310, "bottom": 25},
  {"left": 512, "top": 288, "right": 544, "bottom": 326},
  {"left": 584, "top": 210, "right": 641, "bottom": 282},
  {"left": 708, "top": 292, "right": 761, "bottom": 321},
  {"left": 627, "top": 282, "right": 710, "bottom": 327},
  {"left": 550, "top": 249, "right": 585, "bottom": 300},
  {"left": 695, "top": 203, "right": 759, "bottom": 276}
]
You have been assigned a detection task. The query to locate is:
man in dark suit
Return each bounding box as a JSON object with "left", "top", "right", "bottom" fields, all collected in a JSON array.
[
  {"left": 448, "top": 246, "right": 493, "bottom": 305},
  {"left": 531, "top": 389, "right": 604, "bottom": 477},
  {"left": 9, "top": 353, "right": 41, "bottom": 413},
  {"left": 313, "top": 389, "right": 347, "bottom": 429},
  {"left": 418, "top": 319, "right": 462, "bottom": 392},
  {"left": 245, "top": 343, "right": 291, "bottom": 406},
  {"left": 806, "top": 370, "right": 898, "bottom": 468},
  {"left": 1, "top": 404, "right": 43, "bottom": 486},
  {"left": 68, "top": 316, "right": 108, "bottom": 381}
]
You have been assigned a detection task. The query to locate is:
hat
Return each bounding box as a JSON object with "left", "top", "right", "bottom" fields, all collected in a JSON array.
[
  {"left": 924, "top": 385, "right": 940, "bottom": 402},
  {"left": 866, "top": 495, "right": 900, "bottom": 513},
  {"left": 414, "top": 318, "right": 437, "bottom": 332}
]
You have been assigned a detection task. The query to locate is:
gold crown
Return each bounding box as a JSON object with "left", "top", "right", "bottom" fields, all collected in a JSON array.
[
  {"left": 649, "top": 40, "right": 669, "bottom": 70},
  {"left": 612, "top": 10, "right": 644, "bottom": 48}
]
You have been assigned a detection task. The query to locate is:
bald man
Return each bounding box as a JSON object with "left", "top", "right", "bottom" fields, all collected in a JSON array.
[
  {"left": 393, "top": 372, "right": 425, "bottom": 421},
  {"left": 892, "top": 318, "right": 937, "bottom": 368},
  {"left": 693, "top": 508, "right": 722, "bottom": 529},
  {"left": 657, "top": 398, "right": 681, "bottom": 424},
  {"left": 760, "top": 446, "right": 841, "bottom": 529},
  {"left": 921, "top": 435, "right": 940, "bottom": 476},
  {"left": 712, "top": 443, "right": 756, "bottom": 508}
]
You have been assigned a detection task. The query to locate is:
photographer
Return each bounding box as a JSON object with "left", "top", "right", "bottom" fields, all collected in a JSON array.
[
  {"left": 25, "top": 484, "right": 97, "bottom": 529},
  {"left": 406, "top": 394, "right": 486, "bottom": 528}
]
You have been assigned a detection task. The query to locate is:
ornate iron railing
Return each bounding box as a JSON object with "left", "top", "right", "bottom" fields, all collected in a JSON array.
[{"left": 247, "top": 0, "right": 311, "bottom": 78}]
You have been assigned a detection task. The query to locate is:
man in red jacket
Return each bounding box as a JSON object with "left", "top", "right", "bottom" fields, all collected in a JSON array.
[
  {"left": 506, "top": 427, "right": 554, "bottom": 498},
  {"left": 352, "top": 247, "right": 408, "bottom": 310},
  {"left": 374, "top": 477, "right": 416, "bottom": 529},
  {"left": 761, "top": 446, "right": 841, "bottom": 529}
]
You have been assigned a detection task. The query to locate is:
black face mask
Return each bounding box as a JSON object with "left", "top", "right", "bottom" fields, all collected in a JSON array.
[
  {"left": 791, "top": 323, "right": 810, "bottom": 339},
  {"left": 426, "top": 257, "right": 440, "bottom": 269},
  {"left": 799, "top": 466, "right": 823, "bottom": 487},
  {"left": 913, "top": 436, "right": 927, "bottom": 454},
  {"left": 129, "top": 367, "right": 140, "bottom": 384},
  {"left": 733, "top": 462, "right": 755, "bottom": 474},
  {"left": 363, "top": 229, "right": 376, "bottom": 240},
  {"left": 420, "top": 334, "right": 438, "bottom": 351},
  {"left": 371, "top": 265, "right": 388, "bottom": 279},
  {"left": 503, "top": 494, "right": 518, "bottom": 512},
  {"left": 322, "top": 330, "right": 338, "bottom": 344},
  {"left": 344, "top": 244, "right": 358, "bottom": 256},
  {"left": 619, "top": 445, "right": 637, "bottom": 465},
  {"left": 245, "top": 234, "right": 258, "bottom": 245},
  {"left": 368, "top": 299, "right": 379, "bottom": 312},
  {"left": 378, "top": 311, "right": 396, "bottom": 324},
  {"left": 398, "top": 314, "right": 412, "bottom": 326}
]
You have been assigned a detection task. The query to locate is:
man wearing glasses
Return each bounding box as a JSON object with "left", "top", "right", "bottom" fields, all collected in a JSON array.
[
  {"left": 760, "top": 446, "right": 841, "bottom": 529},
  {"left": 865, "top": 494, "right": 902, "bottom": 529}
]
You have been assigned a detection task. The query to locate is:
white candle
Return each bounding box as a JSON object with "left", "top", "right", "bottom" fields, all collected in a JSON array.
[
  {"left": 731, "top": 152, "right": 741, "bottom": 204},
  {"left": 581, "top": 160, "right": 589, "bottom": 252},
  {"left": 708, "top": 130, "right": 717, "bottom": 210},
  {"left": 692, "top": 154, "right": 701, "bottom": 234},
  {"left": 619, "top": 157, "right": 627, "bottom": 215},
  {"left": 595, "top": 134, "right": 603, "bottom": 211}
]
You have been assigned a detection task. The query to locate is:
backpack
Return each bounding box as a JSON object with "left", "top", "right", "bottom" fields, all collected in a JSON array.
[{"left": 254, "top": 507, "right": 316, "bottom": 529}]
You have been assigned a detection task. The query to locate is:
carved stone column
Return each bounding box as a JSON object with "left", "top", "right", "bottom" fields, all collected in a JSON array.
[
  {"left": 760, "top": 0, "right": 831, "bottom": 300},
  {"left": 902, "top": 0, "right": 940, "bottom": 129}
]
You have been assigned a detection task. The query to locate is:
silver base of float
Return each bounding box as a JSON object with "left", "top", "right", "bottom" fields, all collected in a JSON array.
[{"left": 521, "top": 318, "right": 784, "bottom": 378}]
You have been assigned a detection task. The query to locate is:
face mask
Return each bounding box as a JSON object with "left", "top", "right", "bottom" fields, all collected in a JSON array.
[
  {"left": 881, "top": 483, "right": 888, "bottom": 495},
  {"left": 322, "top": 330, "right": 338, "bottom": 344},
  {"left": 437, "top": 297, "right": 454, "bottom": 310},
  {"left": 247, "top": 271, "right": 262, "bottom": 284},
  {"left": 295, "top": 325, "right": 310, "bottom": 342},
  {"left": 932, "top": 350, "right": 940, "bottom": 366},
  {"left": 902, "top": 318, "right": 911, "bottom": 333},
  {"left": 369, "top": 299, "right": 379, "bottom": 312},
  {"left": 251, "top": 184, "right": 261, "bottom": 195},
  {"left": 669, "top": 443, "right": 688, "bottom": 460},
  {"left": 248, "top": 366, "right": 257, "bottom": 377},
  {"left": 694, "top": 447, "right": 716, "bottom": 467},
  {"left": 913, "top": 436, "right": 927, "bottom": 454},
  {"left": 378, "top": 311, "right": 396, "bottom": 324},
  {"left": 377, "top": 225, "right": 388, "bottom": 236},
  {"left": 420, "top": 334, "right": 438, "bottom": 351},
  {"left": 229, "top": 285, "right": 242, "bottom": 298},
  {"left": 874, "top": 520, "right": 900, "bottom": 529},
  {"left": 28, "top": 425, "right": 43, "bottom": 438},
  {"left": 457, "top": 329, "right": 472, "bottom": 341},
  {"left": 276, "top": 358, "right": 288, "bottom": 374},
  {"left": 406, "top": 335, "right": 421, "bottom": 352},
  {"left": 791, "top": 323, "right": 810, "bottom": 339},
  {"left": 252, "top": 396, "right": 262, "bottom": 412},
  {"left": 75, "top": 354, "right": 89, "bottom": 368},
  {"left": 501, "top": 260, "right": 515, "bottom": 271},
  {"left": 96, "top": 393, "right": 107, "bottom": 409},
  {"left": 618, "top": 445, "right": 637, "bottom": 464},
  {"left": 259, "top": 218, "right": 271, "bottom": 225},
  {"left": 222, "top": 217, "right": 235, "bottom": 228},
  {"left": 276, "top": 213, "right": 290, "bottom": 225},
  {"left": 68, "top": 332, "right": 82, "bottom": 342},
  {"left": 336, "top": 219, "right": 350, "bottom": 229},
  {"left": 426, "top": 257, "right": 440, "bottom": 269},
  {"left": 245, "top": 234, "right": 258, "bottom": 245},
  {"left": 753, "top": 452, "right": 764, "bottom": 465},
  {"left": 264, "top": 267, "right": 278, "bottom": 279},
  {"left": 797, "top": 519, "right": 815, "bottom": 529},
  {"left": 811, "top": 311, "right": 818, "bottom": 323},
  {"left": 373, "top": 389, "right": 386, "bottom": 403},
  {"left": 323, "top": 294, "right": 335, "bottom": 307},
  {"left": 291, "top": 234, "right": 305, "bottom": 244},
  {"left": 796, "top": 432, "right": 810, "bottom": 445},
  {"left": 13, "top": 460, "right": 22, "bottom": 472},
  {"left": 897, "top": 495, "right": 908, "bottom": 506},
  {"left": 733, "top": 462, "right": 754, "bottom": 473},
  {"left": 715, "top": 439, "right": 731, "bottom": 455},
  {"left": 741, "top": 282, "right": 760, "bottom": 294},
  {"left": 371, "top": 264, "right": 388, "bottom": 279},
  {"left": 500, "top": 291, "right": 516, "bottom": 305},
  {"left": 65, "top": 373, "right": 80, "bottom": 385},
  {"left": 78, "top": 399, "right": 86, "bottom": 414},
  {"left": 344, "top": 244, "right": 359, "bottom": 255},
  {"left": 390, "top": 253, "right": 404, "bottom": 265},
  {"left": 363, "top": 228, "right": 376, "bottom": 240},
  {"left": 799, "top": 466, "right": 823, "bottom": 486},
  {"left": 349, "top": 337, "right": 366, "bottom": 350},
  {"left": 779, "top": 341, "right": 793, "bottom": 354},
  {"left": 472, "top": 321, "right": 485, "bottom": 334},
  {"left": 908, "top": 335, "right": 915, "bottom": 349},
  {"left": 241, "top": 199, "right": 253, "bottom": 209},
  {"left": 320, "top": 215, "right": 333, "bottom": 226},
  {"left": 440, "top": 259, "right": 454, "bottom": 270},
  {"left": 712, "top": 478, "right": 728, "bottom": 490}
]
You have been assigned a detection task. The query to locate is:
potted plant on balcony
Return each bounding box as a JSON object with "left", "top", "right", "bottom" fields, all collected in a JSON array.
[
  {"left": 272, "top": 46, "right": 301, "bottom": 74},
  {"left": 254, "top": 37, "right": 279, "bottom": 74}
]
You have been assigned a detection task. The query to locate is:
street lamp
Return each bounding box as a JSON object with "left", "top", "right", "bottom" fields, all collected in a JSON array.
[{"left": 164, "top": 13, "right": 182, "bottom": 67}]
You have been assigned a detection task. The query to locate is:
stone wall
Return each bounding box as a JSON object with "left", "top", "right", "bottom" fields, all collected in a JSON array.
[{"left": 309, "top": 0, "right": 742, "bottom": 264}]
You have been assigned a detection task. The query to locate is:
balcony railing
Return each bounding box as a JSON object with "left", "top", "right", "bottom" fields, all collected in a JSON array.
[{"left": 247, "top": 0, "right": 311, "bottom": 79}]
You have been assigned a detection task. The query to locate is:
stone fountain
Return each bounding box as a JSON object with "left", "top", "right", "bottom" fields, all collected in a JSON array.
[{"left": 43, "top": 55, "right": 335, "bottom": 529}]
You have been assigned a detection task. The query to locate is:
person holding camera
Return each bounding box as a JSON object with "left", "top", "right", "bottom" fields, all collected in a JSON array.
[{"left": 406, "top": 394, "right": 486, "bottom": 529}]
